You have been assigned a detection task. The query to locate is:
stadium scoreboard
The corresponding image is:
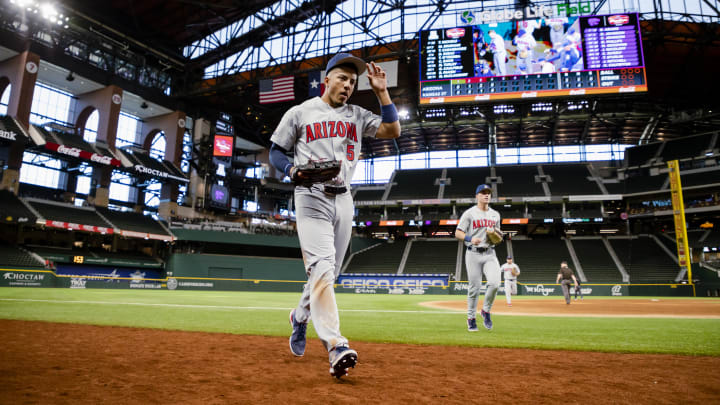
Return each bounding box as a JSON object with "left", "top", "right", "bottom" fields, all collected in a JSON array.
[{"left": 419, "top": 13, "right": 647, "bottom": 104}]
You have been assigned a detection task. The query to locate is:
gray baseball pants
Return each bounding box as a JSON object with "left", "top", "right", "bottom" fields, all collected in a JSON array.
[
  {"left": 465, "top": 250, "right": 501, "bottom": 319},
  {"left": 293, "top": 187, "right": 353, "bottom": 352}
]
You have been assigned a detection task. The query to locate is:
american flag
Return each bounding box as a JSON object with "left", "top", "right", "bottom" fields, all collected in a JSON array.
[{"left": 259, "top": 76, "right": 295, "bottom": 104}]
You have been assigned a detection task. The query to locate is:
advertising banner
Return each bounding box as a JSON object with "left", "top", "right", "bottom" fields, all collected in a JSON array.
[
  {"left": 0, "top": 269, "right": 55, "bottom": 287},
  {"left": 55, "top": 265, "right": 163, "bottom": 289},
  {"left": 336, "top": 273, "right": 449, "bottom": 294}
]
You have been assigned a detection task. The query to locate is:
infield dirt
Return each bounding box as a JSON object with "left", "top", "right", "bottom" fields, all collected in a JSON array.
[{"left": 1, "top": 316, "right": 719, "bottom": 404}]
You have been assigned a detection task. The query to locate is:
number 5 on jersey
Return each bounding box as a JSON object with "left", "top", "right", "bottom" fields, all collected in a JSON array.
[{"left": 347, "top": 144, "right": 354, "bottom": 161}]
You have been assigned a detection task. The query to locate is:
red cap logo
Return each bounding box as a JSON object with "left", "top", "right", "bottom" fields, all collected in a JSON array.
[
  {"left": 608, "top": 15, "right": 630, "bottom": 25},
  {"left": 446, "top": 28, "right": 466, "bottom": 38}
]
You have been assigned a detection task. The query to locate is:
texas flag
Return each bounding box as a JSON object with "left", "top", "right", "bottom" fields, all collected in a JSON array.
[{"left": 308, "top": 70, "right": 325, "bottom": 98}]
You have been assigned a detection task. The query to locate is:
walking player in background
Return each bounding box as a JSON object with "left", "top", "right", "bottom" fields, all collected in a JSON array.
[
  {"left": 500, "top": 256, "right": 520, "bottom": 307},
  {"left": 455, "top": 184, "right": 503, "bottom": 331},
  {"left": 268, "top": 53, "right": 401, "bottom": 378},
  {"left": 574, "top": 276, "right": 584, "bottom": 301},
  {"left": 555, "top": 261, "right": 579, "bottom": 305}
]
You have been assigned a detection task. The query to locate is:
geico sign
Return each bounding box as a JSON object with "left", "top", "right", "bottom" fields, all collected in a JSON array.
[{"left": 340, "top": 279, "right": 445, "bottom": 289}]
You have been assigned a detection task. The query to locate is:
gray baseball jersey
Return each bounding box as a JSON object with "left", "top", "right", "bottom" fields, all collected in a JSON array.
[
  {"left": 271, "top": 96, "right": 380, "bottom": 187},
  {"left": 500, "top": 263, "right": 520, "bottom": 280},
  {"left": 457, "top": 205, "right": 501, "bottom": 247}
]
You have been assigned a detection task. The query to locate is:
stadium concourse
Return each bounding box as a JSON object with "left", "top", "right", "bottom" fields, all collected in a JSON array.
[{"left": 0, "top": 0, "right": 719, "bottom": 402}]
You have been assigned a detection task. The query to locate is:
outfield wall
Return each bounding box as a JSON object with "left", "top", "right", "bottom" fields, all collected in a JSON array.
[{"left": 0, "top": 267, "right": 697, "bottom": 297}]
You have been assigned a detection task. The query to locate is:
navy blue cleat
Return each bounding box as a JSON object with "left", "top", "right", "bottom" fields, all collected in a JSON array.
[
  {"left": 289, "top": 309, "right": 307, "bottom": 357},
  {"left": 481, "top": 310, "right": 493, "bottom": 330},
  {"left": 467, "top": 318, "right": 478, "bottom": 332},
  {"left": 329, "top": 346, "right": 358, "bottom": 379}
]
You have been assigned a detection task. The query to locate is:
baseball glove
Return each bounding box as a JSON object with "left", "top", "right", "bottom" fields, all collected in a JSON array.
[
  {"left": 291, "top": 160, "right": 341, "bottom": 187},
  {"left": 511, "top": 268, "right": 519, "bottom": 277},
  {"left": 487, "top": 228, "right": 504, "bottom": 245}
]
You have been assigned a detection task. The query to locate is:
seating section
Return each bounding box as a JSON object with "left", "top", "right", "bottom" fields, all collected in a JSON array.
[
  {"left": 386, "top": 169, "right": 442, "bottom": 200},
  {"left": 422, "top": 206, "right": 454, "bottom": 220},
  {"left": 443, "top": 167, "right": 492, "bottom": 199},
  {"left": 681, "top": 170, "right": 720, "bottom": 187},
  {"left": 355, "top": 207, "right": 384, "bottom": 224},
  {"left": 354, "top": 188, "right": 386, "bottom": 201},
  {"left": 609, "top": 237, "right": 680, "bottom": 283},
  {"left": 508, "top": 239, "right": 570, "bottom": 283},
  {"left": 97, "top": 207, "right": 170, "bottom": 235},
  {"left": 566, "top": 203, "right": 602, "bottom": 218},
  {"left": 529, "top": 203, "right": 563, "bottom": 219},
  {"left": 571, "top": 239, "right": 622, "bottom": 282},
  {"left": 495, "top": 204, "right": 525, "bottom": 219},
  {"left": 0, "top": 244, "right": 45, "bottom": 268},
  {"left": 29, "top": 201, "right": 111, "bottom": 228},
  {"left": 404, "top": 240, "right": 458, "bottom": 275},
  {"left": 344, "top": 240, "right": 407, "bottom": 273},
  {"left": 386, "top": 206, "right": 418, "bottom": 221},
  {"left": 0, "top": 190, "right": 37, "bottom": 223},
  {"left": 495, "top": 166, "right": 544, "bottom": 196},
  {"left": 543, "top": 164, "right": 602, "bottom": 195}
]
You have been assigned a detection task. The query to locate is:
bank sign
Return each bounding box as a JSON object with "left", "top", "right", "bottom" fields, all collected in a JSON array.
[
  {"left": 336, "top": 273, "right": 448, "bottom": 294},
  {"left": 459, "top": 2, "right": 592, "bottom": 25}
]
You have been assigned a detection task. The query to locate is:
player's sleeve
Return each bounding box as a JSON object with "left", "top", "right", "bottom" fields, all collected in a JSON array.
[
  {"left": 515, "top": 265, "right": 520, "bottom": 274},
  {"left": 270, "top": 106, "right": 300, "bottom": 151},
  {"left": 456, "top": 210, "right": 470, "bottom": 233},
  {"left": 358, "top": 106, "right": 381, "bottom": 139}
]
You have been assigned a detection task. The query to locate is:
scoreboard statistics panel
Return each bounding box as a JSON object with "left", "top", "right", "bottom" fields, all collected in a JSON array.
[{"left": 419, "top": 13, "right": 647, "bottom": 104}]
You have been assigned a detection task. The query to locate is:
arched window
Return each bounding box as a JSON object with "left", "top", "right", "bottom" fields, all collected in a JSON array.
[
  {"left": 82, "top": 110, "right": 99, "bottom": 143},
  {"left": 0, "top": 84, "right": 10, "bottom": 115},
  {"left": 144, "top": 131, "right": 166, "bottom": 208}
]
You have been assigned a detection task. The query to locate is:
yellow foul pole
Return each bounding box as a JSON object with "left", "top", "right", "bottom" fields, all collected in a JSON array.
[{"left": 667, "top": 160, "right": 694, "bottom": 296}]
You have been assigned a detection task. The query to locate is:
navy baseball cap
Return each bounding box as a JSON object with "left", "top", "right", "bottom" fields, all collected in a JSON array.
[
  {"left": 507, "top": 256, "right": 512, "bottom": 259},
  {"left": 326, "top": 53, "right": 366, "bottom": 76},
  {"left": 476, "top": 184, "right": 492, "bottom": 194}
]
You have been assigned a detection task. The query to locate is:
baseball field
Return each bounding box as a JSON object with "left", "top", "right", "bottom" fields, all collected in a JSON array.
[{"left": 1, "top": 287, "right": 719, "bottom": 403}]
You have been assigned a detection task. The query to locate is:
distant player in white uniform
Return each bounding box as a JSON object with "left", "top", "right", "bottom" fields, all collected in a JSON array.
[
  {"left": 455, "top": 184, "right": 502, "bottom": 331},
  {"left": 500, "top": 256, "right": 520, "bottom": 306},
  {"left": 487, "top": 30, "right": 507, "bottom": 76},
  {"left": 269, "top": 53, "right": 400, "bottom": 378}
]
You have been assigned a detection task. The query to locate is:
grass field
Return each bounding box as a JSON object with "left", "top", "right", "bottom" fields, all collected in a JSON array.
[{"left": 1, "top": 287, "right": 719, "bottom": 356}]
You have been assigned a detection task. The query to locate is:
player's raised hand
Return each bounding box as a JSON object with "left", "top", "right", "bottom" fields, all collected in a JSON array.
[{"left": 366, "top": 62, "right": 387, "bottom": 93}]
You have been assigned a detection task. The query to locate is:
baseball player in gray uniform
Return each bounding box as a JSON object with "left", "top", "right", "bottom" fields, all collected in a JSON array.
[
  {"left": 455, "top": 184, "right": 502, "bottom": 331},
  {"left": 268, "top": 53, "right": 400, "bottom": 378},
  {"left": 500, "top": 256, "right": 520, "bottom": 306}
]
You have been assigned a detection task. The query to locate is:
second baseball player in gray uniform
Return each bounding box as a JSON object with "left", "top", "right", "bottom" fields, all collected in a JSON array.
[
  {"left": 455, "top": 184, "right": 502, "bottom": 331},
  {"left": 269, "top": 53, "right": 400, "bottom": 378},
  {"left": 500, "top": 256, "right": 520, "bottom": 306}
]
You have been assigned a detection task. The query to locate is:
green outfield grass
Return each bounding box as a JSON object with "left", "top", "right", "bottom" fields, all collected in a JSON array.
[{"left": 1, "top": 288, "right": 718, "bottom": 356}]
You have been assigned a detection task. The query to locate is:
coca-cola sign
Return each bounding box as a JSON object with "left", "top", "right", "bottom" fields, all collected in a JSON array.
[
  {"left": 45, "top": 220, "right": 114, "bottom": 234},
  {"left": 44, "top": 142, "right": 121, "bottom": 166},
  {"left": 57, "top": 144, "right": 81, "bottom": 157}
]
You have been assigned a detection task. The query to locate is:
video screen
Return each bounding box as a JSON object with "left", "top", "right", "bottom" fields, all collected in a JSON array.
[
  {"left": 419, "top": 13, "right": 647, "bottom": 104},
  {"left": 209, "top": 184, "right": 229, "bottom": 208},
  {"left": 213, "top": 135, "right": 234, "bottom": 157}
]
